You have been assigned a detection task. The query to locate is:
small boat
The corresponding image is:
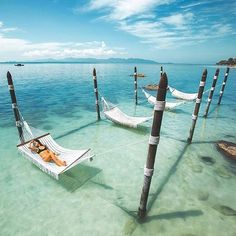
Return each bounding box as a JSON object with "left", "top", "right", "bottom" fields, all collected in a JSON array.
[
  {"left": 14, "top": 63, "right": 24, "bottom": 66},
  {"left": 129, "top": 73, "right": 146, "bottom": 78},
  {"left": 143, "top": 84, "right": 159, "bottom": 91}
]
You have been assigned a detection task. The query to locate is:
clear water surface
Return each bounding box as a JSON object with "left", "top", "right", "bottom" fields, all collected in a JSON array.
[{"left": 0, "top": 63, "right": 235, "bottom": 236}]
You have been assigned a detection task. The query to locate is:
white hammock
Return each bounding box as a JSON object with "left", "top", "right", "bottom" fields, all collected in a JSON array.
[
  {"left": 16, "top": 111, "right": 93, "bottom": 180},
  {"left": 168, "top": 86, "right": 198, "bottom": 100},
  {"left": 101, "top": 97, "right": 152, "bottom": 128},
  {"left": 142, "top": 89, "right": 185, "bottom": 110}
]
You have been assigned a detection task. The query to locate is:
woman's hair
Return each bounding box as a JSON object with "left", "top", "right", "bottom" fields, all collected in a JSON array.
[{"left": 34, "top": 139, "right": 43, "bottom": 146}]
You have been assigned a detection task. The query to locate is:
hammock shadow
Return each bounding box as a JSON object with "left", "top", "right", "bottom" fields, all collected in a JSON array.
[
  {"left": 58, "top": 164, "right": 102, "bottom": 192},
  {"left": 140, "top": 209, "right": 203, "bottom": 223}
]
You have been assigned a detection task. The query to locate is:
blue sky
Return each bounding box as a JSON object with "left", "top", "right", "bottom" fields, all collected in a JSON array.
[{"left": 0, "top": 0, "right": 235, "bottom": 63}]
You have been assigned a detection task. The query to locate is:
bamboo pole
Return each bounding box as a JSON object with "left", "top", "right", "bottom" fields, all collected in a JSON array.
[
  {"left": 93, "top": 68, "right": 101, "bottom": 120},
  {"left": 134, "top": 66, "right": 138, "bottom": 105},
  {"left": 203, "top": 68, "right": 220, "bottom": 117},
  {"left": 138, "top": 73, "right": 168, "bottom": 219},
  {"left": 217, "top": 67, "right": 230, "bottom": 105},
  {"left": 187, "top": 69, "right": 207, "bottom": 143},
  {"left": 7, "top": 71, "right": 25, "bottom": 143}
]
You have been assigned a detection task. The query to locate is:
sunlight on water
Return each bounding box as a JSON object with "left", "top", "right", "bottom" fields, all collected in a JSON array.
[{"left": 0, "top": 63, "right": 235, "bottom": 236}]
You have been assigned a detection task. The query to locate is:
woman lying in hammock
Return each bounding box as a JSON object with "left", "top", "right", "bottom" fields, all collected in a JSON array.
[{"left": 29, "top": 139, "right": 67, "bottom": 166}]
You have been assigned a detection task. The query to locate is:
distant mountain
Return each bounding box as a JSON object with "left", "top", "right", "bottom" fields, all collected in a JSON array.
[
  {"left": 216, "top": 58, "right": 236, "bottom": 66},
  {"left": 1, "top": 57, "right": 158, "bottom": 64}
]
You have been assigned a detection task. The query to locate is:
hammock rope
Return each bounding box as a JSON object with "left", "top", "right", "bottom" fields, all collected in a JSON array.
[{"left": 94, "top": 137, "right": 148, "bottom": 157}]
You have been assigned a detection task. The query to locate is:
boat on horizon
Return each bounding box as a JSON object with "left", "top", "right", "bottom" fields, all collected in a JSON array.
[{"left": 14, "top": 63, "right": 24, "bottom": 66}]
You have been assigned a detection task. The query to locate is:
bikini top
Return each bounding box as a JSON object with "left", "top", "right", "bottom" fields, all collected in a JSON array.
[{"left": 36, "top": 145, "right": 47, "bottom": 154}]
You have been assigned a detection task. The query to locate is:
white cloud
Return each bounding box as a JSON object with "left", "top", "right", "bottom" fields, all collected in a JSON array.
[
  {"left": 0, "top": 20, "right": 125, "bottom": 60},
  {"left": 1, "top": 27, "right": 19, "bottom": 32},
  {"left": 83, "top": 0, "right": 172, "bottom": 20},
  {"left": 0, "top": 34, "right": 124, "bottom": 60},
  {"left": 118, "top": 20, "right": 233, "bottom": 49},
  {"left": 81, "top": 0, "right": 235, "bottom": 50},
  {"left": 161, "top": 13, "right": 193, "bottom": 28},
  {"left": 23, "top": 41, "right": 119, "bottom": 58},
  {"left": 180, "top": 1, "right": 210, "bottom": 9}
]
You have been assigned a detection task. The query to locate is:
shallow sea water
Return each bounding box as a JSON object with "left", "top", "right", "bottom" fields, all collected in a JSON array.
[{"left": 0, "top": 63, "right": 235, "bottom": 236}]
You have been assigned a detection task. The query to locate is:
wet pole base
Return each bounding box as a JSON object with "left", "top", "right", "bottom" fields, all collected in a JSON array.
[
  {"left": 187, "top": 137, "right": 192, "bottom": 144},
  {"left": 138, "top": 207, "right": 146, "bottom": 219}
]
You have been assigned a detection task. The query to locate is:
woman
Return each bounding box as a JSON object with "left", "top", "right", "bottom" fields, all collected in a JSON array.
[{"left": 29, "top": 139, "right": 66, "bottom": 166}]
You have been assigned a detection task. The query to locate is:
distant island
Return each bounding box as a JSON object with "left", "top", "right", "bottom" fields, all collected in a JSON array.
[
  {"left": 0, "top": 57, "right": 158, "bottom": 64},
  {"left": 216, "top": 58, "right": 236, "bottom": 66}
]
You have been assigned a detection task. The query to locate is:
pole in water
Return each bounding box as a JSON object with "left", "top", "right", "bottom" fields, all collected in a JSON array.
[
  {"left": 187, "top": 69, "right": 207, "bottom": 144},
  {"left": 134, "top": 66, "right": 138, "bottom": 105},
  {"left": 6, "top": 71, "right": 25, "bottom": 143},
  {"left": 93, "top": 68, "right": 101, "bottom": 120},
  {"left": 160, "top": 66, "right": 163, "bottom": 77},
  {"left": 138, "top": 73, "right": 168, "bottom": 219},
  {"left": 203, "top": 68, "right": 220, "bottom": 118},
  {"left": 218, "top": 67, "right": 230, "bottom": 105}
]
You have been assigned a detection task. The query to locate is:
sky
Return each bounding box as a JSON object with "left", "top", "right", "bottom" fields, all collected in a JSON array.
[{"left": 0, "top": 0, "right": 235, "bottom": 63}]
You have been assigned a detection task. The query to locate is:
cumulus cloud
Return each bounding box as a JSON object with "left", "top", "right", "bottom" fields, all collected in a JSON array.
[
  {"left": 22, "top": 41, "right": 119, "bottom": 58},
  {"left": 0, "top": 20, "right": 125, "bottom": 60},
  {"left": 0, "top": 34, "right": 123, "bottom": 60}
]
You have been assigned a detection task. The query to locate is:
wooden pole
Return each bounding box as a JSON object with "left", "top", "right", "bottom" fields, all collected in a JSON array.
[
  {"left": 217, "top": 67, "right": 230, "bottom": 105},
  {"left": 160, "top": 66, "right": 163, "bottom": 77},
  {"left": 138, "top": 73, "right": 168, "bottom": 219},
  {"left": 203, "top": 68, "right": 220, "bottom": 117},
  {"left": 93, "top": 68, "right": 101, "bottom": 120},
  {"left": 7, "top": 71, "right": 25, "bottom": 143},
  {"left": 187, "top": 69, "right": 207, "bottom": 144},
  {"left": 134, "top": 66, "right": 138, "bottom": 105}
]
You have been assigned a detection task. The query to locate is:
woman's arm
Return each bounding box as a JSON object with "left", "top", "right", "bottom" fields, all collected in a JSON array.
[{"left": 28, "top": 142, "right": 38, "bottom": 152}]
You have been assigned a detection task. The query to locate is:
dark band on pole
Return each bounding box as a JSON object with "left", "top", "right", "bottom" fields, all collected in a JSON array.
[
  {"left": 203, "top": 68, "right": 219, "bottom": 117},
  {"left": 187, "top": 69, "right": 207, "bottom": 143},
  {"left": 7, "top": 71, "right": 25, "bottom": 143},
  {"left": 217, "top": 67, "right": 230, "bottom": 105},
  {"left": 138, "top": 73, "right": 168, "bottom": 219},
  {"left": 160, "top": 66, "right": 163, "bottom": 77},
  {"left": 134, "top": 66, "right": 138, "bottom": 105},
  {"left": 93, "top": 68, "right": 101, "bottom": 120}
]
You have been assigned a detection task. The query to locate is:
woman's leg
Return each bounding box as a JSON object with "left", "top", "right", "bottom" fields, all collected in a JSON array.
[
  {"left": 49, "top": 151, "right": 66, "bottom": 166},
  {"left": 40, "top": 151, "right": 52, "bottom": 162}
]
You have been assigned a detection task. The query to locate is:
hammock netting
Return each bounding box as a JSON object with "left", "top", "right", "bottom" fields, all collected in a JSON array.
[
  {"left": 101, "top": 97, "right": 152, "bottom": 128},
  {"left": 142, "top": 89, "right": 185, "bottom": 109},
  {"left": 168, "top": 86, "right": 198, "bottom": 100},
  {"left": 16, "top": 108, "right": 93, "bottom": 179}
]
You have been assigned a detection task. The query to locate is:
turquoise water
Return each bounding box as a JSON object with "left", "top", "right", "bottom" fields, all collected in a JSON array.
[{"left": 0, "top": 63, "right": 235, "bottom": 236}]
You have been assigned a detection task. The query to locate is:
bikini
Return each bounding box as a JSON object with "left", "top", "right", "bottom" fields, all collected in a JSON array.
[{"left": 36, "top": 145, "right": 47, "bottom": 154}]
